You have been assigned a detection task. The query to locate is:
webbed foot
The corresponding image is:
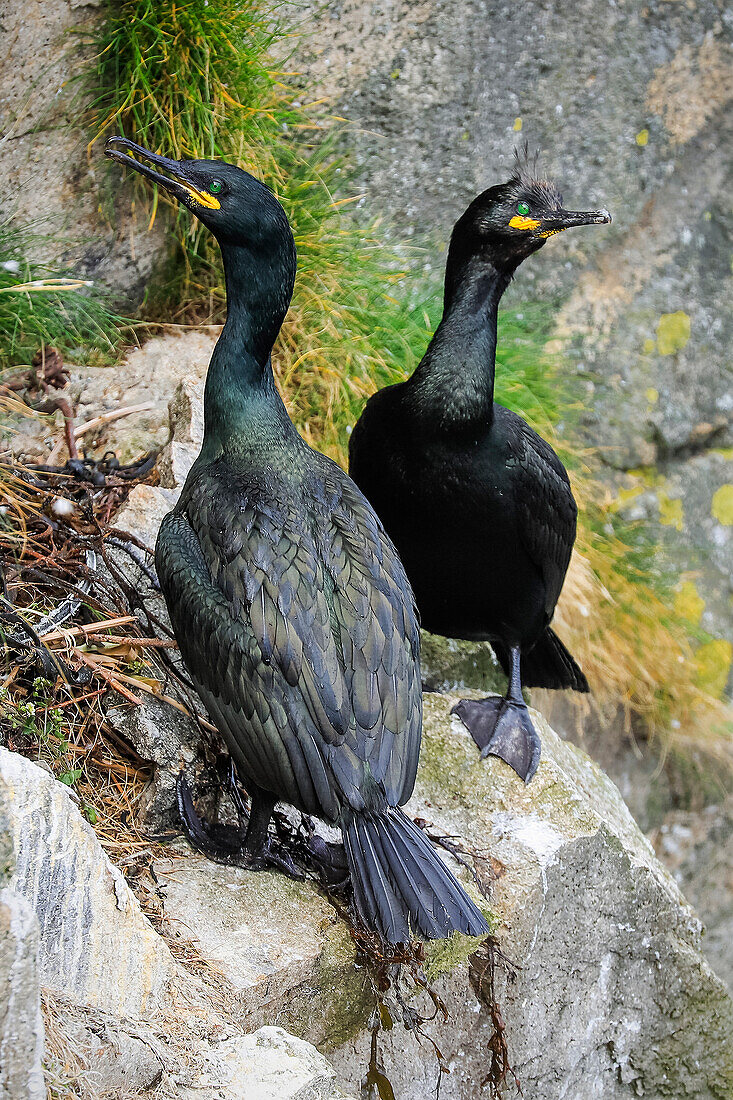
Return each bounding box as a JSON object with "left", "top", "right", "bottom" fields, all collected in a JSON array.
[
  {"left": 176, "top": 772, "right": 305, "bottom": 880},
  {"left": 176, "top": 772, "right": 244, "bottom": 859},
  {"left": 245, "top": 837, "right": 304, "bottom": 880},
  {"left": 452, "top": 696, "right": 541, "bottom": 783}
]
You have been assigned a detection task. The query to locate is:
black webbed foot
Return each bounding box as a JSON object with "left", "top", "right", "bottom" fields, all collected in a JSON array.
[
  {"left": 452, "top": 696, "right": 504, "bottom": 754},
  {"left": 452, "top": 696, "right": 541, "bottom": 783},
  {"left": 176, "top": 772, "right": 305, "bottom": 880}
]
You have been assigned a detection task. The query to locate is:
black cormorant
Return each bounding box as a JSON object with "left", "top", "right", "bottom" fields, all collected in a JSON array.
[
  {"left": 349, "top": 153, "right": 610, "bottom": 783},
  {"left": 104, "top": 136, "right": 488, "bottom": 944}
]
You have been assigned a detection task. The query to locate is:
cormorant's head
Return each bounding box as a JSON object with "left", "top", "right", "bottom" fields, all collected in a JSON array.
[
  {"left": 448, "top": 148, "right": 611, "bottom": 277},
  {"left": 104, "top": 137, "right": 294, "bottom": 258}
]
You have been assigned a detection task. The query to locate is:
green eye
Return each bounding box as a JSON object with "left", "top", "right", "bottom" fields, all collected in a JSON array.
[
  {"left": 517, "top": 201, "right": 530, "bottom": 216},
  {"left": 209, "top": 180, "right": 223, "bottom": 195}
]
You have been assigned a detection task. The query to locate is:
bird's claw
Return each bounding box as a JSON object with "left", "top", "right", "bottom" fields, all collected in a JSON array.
[
  {"left": 177, "top": 771, "right": 305, "bottom": 878},
  {"left": 252, "top": 840, "right": 305, "bottom": 881}
]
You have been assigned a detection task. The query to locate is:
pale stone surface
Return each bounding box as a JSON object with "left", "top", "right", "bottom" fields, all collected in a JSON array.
[
  {"left": 1, "top": 812, "right": 357, "bottom": 1100},
  {"left": 0, "top": 889, "right": 45, "bottom": 1100},
  {"left": 329, "top": 693, "right": 733, "bottom": 1100},
  {"left": 651, "top": 798, "right": 733, "bottom": 992},
  {"left": 158, "top": 375, "right": 208, "bottom": 491},
  {"left": 0, "top": 747, "right": 177, "bottom": 1019},
  {"left": 70, "top": 332, "right": 215, "bottom": 463},
  {"left": 3, "top": 701, "right": 731, "bottom": 1098},
  {"left": 41, "top": 995, "right": 355, "bottom": 1100},
  {"left": 154, "top": 843, "right": 368, "bottom": 1047},
  {"left": 113, "top": 482, "right": 178, "bottom": 551},
  {"left": 110, "top": 373, "right": 207, "bottom": 552},
  {"left": 138, "top": 691, "right": 733, "bottom": 1098},
  {"left": 179, "top": 1027, "right": 358, "bottom": 1100},
  {"left": 0, "top": 0, "right": 165, "bottom": 306},
  {"left": 1, "top": 333, "right": 216, "bottom": 467}
]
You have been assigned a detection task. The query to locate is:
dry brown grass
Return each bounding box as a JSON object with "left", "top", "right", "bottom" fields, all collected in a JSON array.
[
  {"left": 0, "top": 454, "right": 193, "bottom": 852},
  {"left": 554, "top": 470, "right": 732, "bottom": 765}
]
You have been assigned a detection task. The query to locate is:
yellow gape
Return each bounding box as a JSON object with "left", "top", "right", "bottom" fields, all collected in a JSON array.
[
  {"left": 509, "top": 214, "right": 541, "bottom": 230},
  {"left": 180, "top": 183, "right": 221, "bottom": 210}
]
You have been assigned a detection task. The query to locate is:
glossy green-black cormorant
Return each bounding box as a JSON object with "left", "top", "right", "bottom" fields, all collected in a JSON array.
[
  {"left": 104, "top": 136, "right": 488, "bottom": 944},
  {"left": 349, "top": 153, "right": 610, "bottom": 783}
]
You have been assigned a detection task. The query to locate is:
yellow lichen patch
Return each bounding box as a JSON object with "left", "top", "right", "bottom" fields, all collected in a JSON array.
[
  {"left": 658, "top": 490, "right": 684, "bottom": 531},
  {"left": 633, "top": 467, "right": 658, "bottom": 486},
  {"left": 645, "top": 387, "right": 659, "bottom": 404},
  {"left": 711, "top": 484, "right": 733, "bottom": 526},
  {"left": 695, "top": 639, "right": 733, "bottom": 698},
  {"left": 643, "top": 338, "right": 657, "bottom": 355},
  {"left": 513, "top": 117, "right": 523, "bottom": 132},
  {"left": 656, "top": 311, "right": 691, "bottom": 355},
  {"left": 646, "top": 36, "right": 733, "bottom": 145},
  {"left": 636, "top": 129, "right": 649, "bottom": 146},
  {"left": 612, "top": 483, "right": 645, "bottom": 512},
  {"left": 674, "top": 580, "right": 705, "bottom": 626}
]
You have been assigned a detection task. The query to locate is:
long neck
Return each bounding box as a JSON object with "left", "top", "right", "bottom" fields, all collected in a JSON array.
[
  {"left": 406, "top": 255, "right": 513, "bottom": 433},
  {"left": 200, "top": 240, "right": 296, "bottom": 456}
]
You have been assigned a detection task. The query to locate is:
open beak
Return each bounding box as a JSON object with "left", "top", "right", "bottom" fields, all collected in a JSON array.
[
  {"left": 538, "top": 207, "right": 612, "bottom": 236},
  {"left": 104, "top": 136, "right": 221, "bottom": 210}
]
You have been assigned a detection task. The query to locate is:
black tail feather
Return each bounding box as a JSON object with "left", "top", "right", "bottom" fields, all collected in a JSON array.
[
  {"left": 494, "top": 628, "right": 589, "bottom": 692},
  {"left": 341, "top": 805, "right": 489, "bottom": 943}
]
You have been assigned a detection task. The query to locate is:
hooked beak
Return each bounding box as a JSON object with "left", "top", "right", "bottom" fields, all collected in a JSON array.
[
  {"left": 537, "top": 207, "right": 612, "bottom": 237},
  {"left": 104, "top": 136, "right": 221, "bottom": 210}
]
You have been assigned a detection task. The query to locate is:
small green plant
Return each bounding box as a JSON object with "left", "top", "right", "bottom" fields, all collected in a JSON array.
[
  {"left": 0, "top": 689, "right": 41, "bottom": 740},
  {"left": 58, "top": 768, "right": 83, "bottom": 787}
]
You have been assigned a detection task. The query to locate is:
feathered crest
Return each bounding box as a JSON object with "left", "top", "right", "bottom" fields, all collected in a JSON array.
[
  {"left": 511, "top": 142, "right": 542, "bottom": 188},
  {"left": 509, "top": 142, "right": 563, "bottom": 209}
]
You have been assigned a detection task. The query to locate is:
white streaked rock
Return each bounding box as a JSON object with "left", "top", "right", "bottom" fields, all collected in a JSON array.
[
  {"left": 0, "top": 888, "right": 45, "bottom": 1100},
  {"left": 0, "top": 748, "right": 176, "bottom": 1019}
]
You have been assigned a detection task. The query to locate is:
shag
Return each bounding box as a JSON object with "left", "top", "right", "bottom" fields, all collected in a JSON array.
[
  {"left": 349, "top": 152, "right": 610, "bottom": 783},
  {"left": 104, "top": 136, "right": 489, "bottom": 945}
]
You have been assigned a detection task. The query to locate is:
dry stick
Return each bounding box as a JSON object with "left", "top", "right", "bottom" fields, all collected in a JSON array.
[
  {"left": 77, "top": 655, "right": 143, "bottom": 705},
  {"left": 83, "top": 634, "right": 177, "bottom": 648},
  {"left": 55, "top": 396, "right": 80, "bottom": 461},
  {"left": 38, "top": 616, "right": 137, "bottom": 644},
  {"left": 73, "top": 403, "right": 156, "bottom": 439},
  {"left": 45, "top": 403, "right": 157, "bottom": 465},
  {"left": 36, "top": 687, "right": 107, "bottom": 713}
]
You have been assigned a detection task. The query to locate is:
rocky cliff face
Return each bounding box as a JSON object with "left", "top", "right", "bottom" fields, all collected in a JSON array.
[
  {"left": 4, "top": 379, "right": 719, "bottom": 1098},
  {"left": 2, "top": 700, "right": 732, "bottom": 1099},
  {"left": 291, "top": 0, "right": 732, "bottom": 660}
]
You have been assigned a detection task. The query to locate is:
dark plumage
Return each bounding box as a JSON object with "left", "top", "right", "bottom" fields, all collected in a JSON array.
[
  {"left": 349, "top": 152, "right": 611, "bottom": 783},
  {"left": 104, "top": 136, "right": 488, "bottom": 944}
]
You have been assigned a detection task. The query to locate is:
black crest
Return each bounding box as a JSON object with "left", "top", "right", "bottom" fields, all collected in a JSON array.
[{"left": 509, "top": 143, "right": 563, "bottom": 209}]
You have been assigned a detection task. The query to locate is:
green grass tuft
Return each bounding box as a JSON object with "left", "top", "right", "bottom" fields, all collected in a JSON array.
[{"left": 0, "top": 223, "right": 124, "bottom": 371}]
